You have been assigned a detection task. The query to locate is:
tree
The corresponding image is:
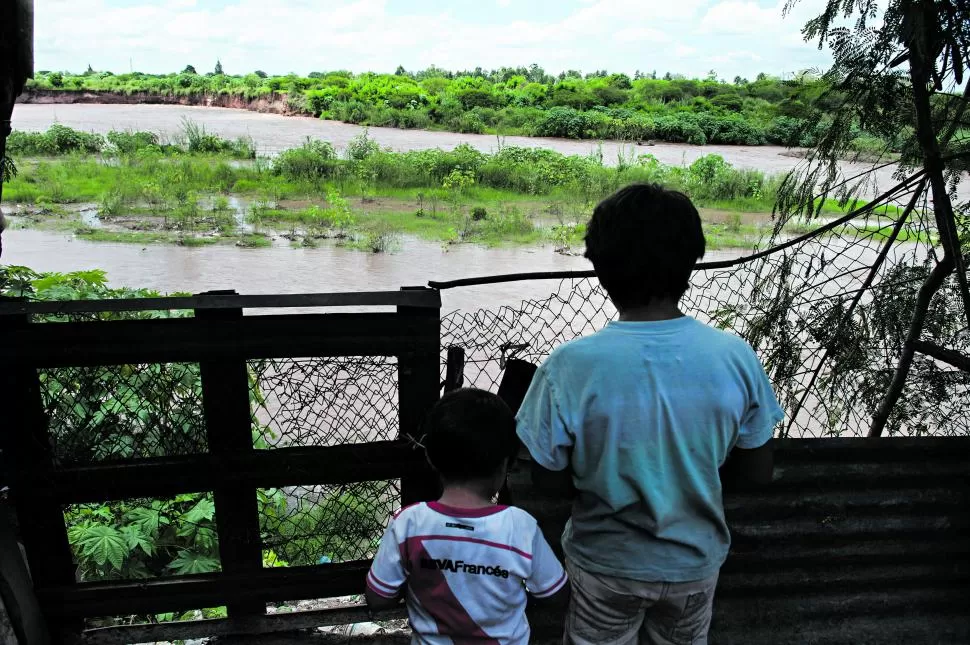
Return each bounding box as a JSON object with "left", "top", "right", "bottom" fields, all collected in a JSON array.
[
  {"left": 394, "top": 65, "right": 406, "bottom": 76},
  {"left": 84, "top": 64, "right": 95, "bottom": 76},
  {"left": 214, "top": 59, "right": 224, "bottom": 75},
  {"left": 777, "top": 0, "right": 970, "bottom": 437},
  {"left": 182, "top": 64, "right": 197, "bottom": 75},
  {"left": 254, "top": 70, "right": 267, "bottom": 78}
]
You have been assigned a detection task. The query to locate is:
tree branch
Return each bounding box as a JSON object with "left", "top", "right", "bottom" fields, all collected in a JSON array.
[
  {"left": 786, "top": 178, "right": 926, "bottom": 436},
  {"left": 869, "top": 255, "right": 955, "bottom": 437},
  {"left": 913, "top": 340, "right": 970, "bottom": 373},
  {"left": 909, "top": 0, "right": 970, "bottom": 330}
]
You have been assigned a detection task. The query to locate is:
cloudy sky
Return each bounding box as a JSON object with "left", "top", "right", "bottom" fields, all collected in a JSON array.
[{"left": 35, "top": 0, "right": 834, "bottom": 79}]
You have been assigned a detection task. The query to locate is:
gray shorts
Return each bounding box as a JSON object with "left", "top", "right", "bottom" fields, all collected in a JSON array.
[{"left": 563, "top": 559, "right": 719, "bottom": 645}]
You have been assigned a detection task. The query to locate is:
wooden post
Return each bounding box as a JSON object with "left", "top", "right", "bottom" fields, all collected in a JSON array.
[
  {"left": 397, "top": 288, "right": 441, "bottom": 505},
  {"left": 0, "top": 298, "right": 77, "bottom": 641},
  {"left": 195, "top": 291, "right": 263, "bottom": 618},
  {"left": 443, "top": 346, "right": 465, "bottom": 393},
  {"left": 0, "top": 0, "right": 34, "bottom": 260}
]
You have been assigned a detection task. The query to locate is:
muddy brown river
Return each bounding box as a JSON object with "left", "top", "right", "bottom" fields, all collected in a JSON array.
[{"left": 6, "top": 104, "right": 787, "bottom": 305}]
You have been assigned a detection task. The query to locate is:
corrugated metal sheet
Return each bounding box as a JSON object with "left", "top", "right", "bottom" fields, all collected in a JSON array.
[{"left": 513, "top": 437, "right": 970, "bottom": 644}]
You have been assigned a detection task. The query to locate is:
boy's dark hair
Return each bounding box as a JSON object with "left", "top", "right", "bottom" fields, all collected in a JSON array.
[
  {"left": 423, "top": 388, "right": 518, "bottom": 482},
  {"left": 584, "top": 183, "right": 705, "bottom": 310}
]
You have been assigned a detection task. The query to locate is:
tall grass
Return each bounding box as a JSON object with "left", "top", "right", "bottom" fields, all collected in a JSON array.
[{"left": 7, "top": 124, "right": 255, "bottom": 159}]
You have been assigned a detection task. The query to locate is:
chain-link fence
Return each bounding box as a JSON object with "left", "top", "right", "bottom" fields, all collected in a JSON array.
[{"left": 439, "top": 181, "right": 969, "bottom": 439}]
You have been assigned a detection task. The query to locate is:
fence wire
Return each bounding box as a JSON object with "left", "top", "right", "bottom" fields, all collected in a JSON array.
[{"left": 440, "top": 184, "right": 969, "bottom": 439}]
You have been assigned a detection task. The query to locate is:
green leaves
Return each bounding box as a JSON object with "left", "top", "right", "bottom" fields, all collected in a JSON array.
[
  {"left": 73, "top": 525, "right": 128, "bottom": 572},
  {"left": 167, "top": 551, "right": 221, "bottom": 575},
  {"left": 181, "top": 498, "right": 216, "bottom": 525},
  {"left": 120, "top": 526, "right": 154, "bottom": 557}
]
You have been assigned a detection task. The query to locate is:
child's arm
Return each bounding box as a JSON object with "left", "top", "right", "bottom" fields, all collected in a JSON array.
[
  {"left": 365, "top": 585, "right": 403, "bottom": 610},
  {"left": 516, "top": 367, "right": 576, "bottom": 497},
  {"left": 525, "top": 524, "right": 570, "bottom": 607},
  {"left": 722, "top": 346, "right": 784, "bottom": 489},
  {"left": 364, "top": 520, "right": 407, "bottom": 609},
  {"left": 529, "top": 455, "right": 577, "bottom": 498},
  {"left": 721, "top": 441, "right": 774, "bottom": 489}
]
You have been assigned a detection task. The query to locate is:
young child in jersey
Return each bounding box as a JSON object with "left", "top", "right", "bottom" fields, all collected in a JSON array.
[{"left": 365, "top": 388, "right": 568, "bottom": 644}]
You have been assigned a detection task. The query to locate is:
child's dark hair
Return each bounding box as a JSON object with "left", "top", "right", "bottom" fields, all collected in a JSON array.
[
  {"left": 423, "top": 388, "right": 518, "bottom": 483},
  {"left": 584, "top": 183, "right": 705, "bottom": 310}
]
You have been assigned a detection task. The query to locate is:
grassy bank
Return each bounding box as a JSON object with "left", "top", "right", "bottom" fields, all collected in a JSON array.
[{"left": 4, "top": 126, "right": 905, "bottom": 252}]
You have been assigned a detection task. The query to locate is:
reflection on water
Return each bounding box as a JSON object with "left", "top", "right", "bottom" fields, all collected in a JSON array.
[
  {"left": 78, "top": 208, "right": 101, "bottom": 227},
  {"left": 2, "top": 228, "right": 609, "bottom": 312}
]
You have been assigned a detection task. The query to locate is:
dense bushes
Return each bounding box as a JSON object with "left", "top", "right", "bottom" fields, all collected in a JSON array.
[
  {"left": 26, "top": 67, "right": 858, "bottom": 148},
  {"left": 7, "top": 124, "right": 104, "bottom": 155},
  {"left": 8, "top": 126, "right": 781, "bottom": 212},
  {"left": 272, "top": 138, "right": 339, "bottom": 180},
  {"left": 7, "top": 123, "right": 255, "bottom": 159}
]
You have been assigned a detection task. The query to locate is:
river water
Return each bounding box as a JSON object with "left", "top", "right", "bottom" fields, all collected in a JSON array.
[{"left": 7, "top": 104, "right": 781, "bottom": 307}]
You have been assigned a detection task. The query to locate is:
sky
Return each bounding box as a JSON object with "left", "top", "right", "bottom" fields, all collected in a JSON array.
[{"left": 35, "top": 0, "right": 835, "bottom": 80}]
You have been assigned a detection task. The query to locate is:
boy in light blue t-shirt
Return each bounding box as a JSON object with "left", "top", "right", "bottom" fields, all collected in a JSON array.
[{"left": 516, "top": 183, "right": 783, "bottom": 645}]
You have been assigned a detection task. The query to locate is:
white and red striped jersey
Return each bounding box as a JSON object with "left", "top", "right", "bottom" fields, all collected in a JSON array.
[{"left": 367, "top": 501, "right": 567, "bottom": 644}]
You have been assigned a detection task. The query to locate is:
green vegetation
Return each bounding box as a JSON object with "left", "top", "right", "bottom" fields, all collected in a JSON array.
[
  {"left": 5, "top": 125, "right": 907, "bottom": 252},
  {"left": 7, "top": 119, "right": 255, "bottom": 158},
  {"left": 0, "top": 265, "right": 388, "bottom": 623},
  {"left": 26, "top": 66, "right": 895, "bottom": 151}
]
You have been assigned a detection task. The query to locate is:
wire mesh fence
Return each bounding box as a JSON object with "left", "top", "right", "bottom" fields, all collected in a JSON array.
[
  {"left": 258, "top": 481, "right": 398, "bottom": 567},
  {"left": 440, "top": 183, "right": 969, "bottom": 439},
  {"left": 40, "top": 363, "right": 208, "bottom": 467},
  {"left": 249, "top": 356, "right": 399, "bottom": 449}
]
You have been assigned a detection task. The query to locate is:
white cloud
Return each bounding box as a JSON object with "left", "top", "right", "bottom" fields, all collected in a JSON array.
[
  {"left": 33, "top": 0, "right": 833, "bottom": 80},
  {"left": 614, "top": 27, "right": 673, "bottom": 44},
  {"left": 699, "top": 1, "right": 784, "bottom": 35}
]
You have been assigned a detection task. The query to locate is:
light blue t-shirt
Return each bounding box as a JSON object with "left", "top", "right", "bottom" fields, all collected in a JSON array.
[{"left": 516, "top": 316, "right": 784, "bottom": 583}]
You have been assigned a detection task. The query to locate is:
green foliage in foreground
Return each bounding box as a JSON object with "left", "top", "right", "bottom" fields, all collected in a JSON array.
[
  {"left": 26, "top": 66, "right": 896, "bottom": 150},
  {"left": 0, "top": 266, "right": 389, "bottom": 623}
]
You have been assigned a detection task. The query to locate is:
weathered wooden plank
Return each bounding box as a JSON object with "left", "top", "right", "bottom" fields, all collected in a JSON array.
[
  {"left": 772, "top": 436, "right": 970, "bottom": 463},
  {"left": 724, "top": 536, "right": 970, "bottom": 569},
  {"left": 0, "top": 312, "right": 440, "bottom": 366},
  {"left": 397, "top": 288, "right": 441, "bottom": 505},
  {"left": 0, "top": 302, "right": 80, "bottom": 635},
  {"left": 79, "top": 604, "right": 408, "bottom": 645},
  {"left": 31, "top": 442, "right": 425, "bottom": 503},
  {"left": 768, "top": 459, "right": 970, "bottom": 487},
  {"left": 0, "top": 289, "right": 441, "bottom": 316},
  {"left": 729, "top": 513, "right": 969, "bottom": 541},
  {"left": 723, "top": 487, "right": 968, "bottom": 519},
  {"left": 719, "top": 560, "right": 970, "bottom": 594},
  {"left": 37, "top": 561, "right": 374, "bottom": 619},
  {"left": 196, "top": 295, "right": 263, "bottom": 618}
]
